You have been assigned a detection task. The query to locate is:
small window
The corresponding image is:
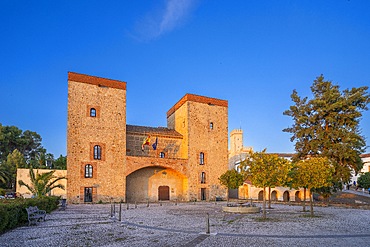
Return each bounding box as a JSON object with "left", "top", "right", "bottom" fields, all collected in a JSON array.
[
  {"left": 159, "top": 152, "right": 165, "bottom": 158},
  {"left": 201, "top": 172, "right": 206, "bottom": 184},
  {"left": 210, "top": 122, "right": 213, "bottom": 130},
  {"left": 199, "top": 152, "right": 204, "bottom": 165},
  {"left": 85, "top": 164, "right": 93, "bottom": 178},
  {"left": 90, "top": 108, "right": 96, "bottom": 117},
  {"left": 94, "top": 145, "right": 102, "bottom": 160}
]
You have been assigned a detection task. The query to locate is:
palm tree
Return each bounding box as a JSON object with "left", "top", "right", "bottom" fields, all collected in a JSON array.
[{"left": 18, "top": 167, "right": 66, "bottom": 197}]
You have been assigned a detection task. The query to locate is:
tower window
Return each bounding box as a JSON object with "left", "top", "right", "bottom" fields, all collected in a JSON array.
[
  {"left": 159, "top": 152, "right": 165, "bottom": 158},
  {"left": 94, "top": 145, "right": 102, "bottom": 160},
  {"left": 201, "top": 172, "right": 206, "bottom": 184},
  {"left": 210, "top": 122, "right": 213, "bottom": 130},
  {"left": 199, "top": 152, "right": 205, "bottom": 165},
  {"left": 85, "top": 164, "right": 93, "bottom": 178},
  {"left": 90, "top": 108, "right": 96, "bottom": 117}
]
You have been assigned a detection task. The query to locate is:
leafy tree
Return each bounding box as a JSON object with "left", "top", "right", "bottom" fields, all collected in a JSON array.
[
  {"left": 18, "top": 167, "right": 66, "bottom": 197},
  {"left": 53, "top": 155, "right": 67, "bottom": 170},
  {"left": 357, "top": 172, "right": 370, "bottom": 189},
  {"left": 0, "top": 124, "right": 45, "bottom": 165},
  {"left": 240, "top": 150, "right": 291, "bottom": 219},
  {"left": 0, "top": 124, "right": 23, "bottom": 161},
  {"left": 284, "top": 75, "right": 370, "bottom": 185},
  {"left": 0, "top": 163, "right": 9, "bottom": 184},
  {"left": 4, "top": 149, "right": 26, "bottom": 189},
  {"left": 219, "top": 169, "right": 245, "bottom": 199},
  {"left": 291, "top": 157, "right": 333, "bottom": 216}
]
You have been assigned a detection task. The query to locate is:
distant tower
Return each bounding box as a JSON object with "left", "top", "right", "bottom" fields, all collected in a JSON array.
[{"left": 230, "top": 129, "right": 243, "bottom": 156}]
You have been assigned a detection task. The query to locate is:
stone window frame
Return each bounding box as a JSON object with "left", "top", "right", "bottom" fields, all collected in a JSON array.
[
  {"left": 93, "top": 145, "right": 102, "bottom": 160},
  {"left": 199, "top": 152, "right": 206, "bottom": 165},
  {"left": 209, "top": 122, "right": 214, "bottom": 130},
  {"left": 87, "top": 105, "right": 101, "bottom": 118},
  {"left": 81, "top": 162, "right": 97, "bottom": 179},
  {"left": 84, "top": 164, "right": 93, "bottom": 178},
  {"left": 200, "top": 172, "right": 206, "bottom": 184},
  {"left": 90, "top": 143, "right": 105, "bottom": 161},
  {"left": 81, "top": 187, "right": 97, "bottom": 203}
]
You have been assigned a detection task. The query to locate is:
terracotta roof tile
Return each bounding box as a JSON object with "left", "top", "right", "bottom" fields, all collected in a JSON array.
[{"left": 126, "top": 124, "right": 183, "bottom": 138}]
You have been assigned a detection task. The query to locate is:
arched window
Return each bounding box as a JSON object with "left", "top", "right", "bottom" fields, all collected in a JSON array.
[
  {"left": 90, "top": 108, "right": 96, "bottom": 117},
  {"left": 199, "top": 152, "right": 204, "bottom": 165},
  {"left": 85, "top": 164, "right": 93, "bottom": 178},
  {"left": 94, "top": 145, "right": 101, "bottom": 160},
  {"left": 201, "top": 172, "right": 206, "bottom": 184},
  {"left": 210, "top": 122, "right": 214, "bottom": 130},
  {"left": 159, "top": 152, "right": 165, "bottom": 158}
]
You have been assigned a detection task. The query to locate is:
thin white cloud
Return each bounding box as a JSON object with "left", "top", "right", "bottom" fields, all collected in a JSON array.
[{"left": 131, "top": 0, "right": 197, "bottom": 42}]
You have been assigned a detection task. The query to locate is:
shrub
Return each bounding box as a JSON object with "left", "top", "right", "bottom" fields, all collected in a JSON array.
[{"left": 0, "top": 196, "right": 60, "bottom": 233}]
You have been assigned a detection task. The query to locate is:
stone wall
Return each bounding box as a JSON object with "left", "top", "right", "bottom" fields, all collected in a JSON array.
[{"left": 16, "top": 169, "right": 67, "bottom": 198}]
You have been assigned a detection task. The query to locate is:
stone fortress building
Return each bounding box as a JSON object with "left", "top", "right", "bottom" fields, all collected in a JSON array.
[{"left": 67, "top": 72, "right": 228, "bottom": 203}]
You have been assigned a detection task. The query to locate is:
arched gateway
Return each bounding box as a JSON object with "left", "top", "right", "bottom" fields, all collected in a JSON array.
[{"left": 126, "top": 166, "right": 187, "bottom": 202}]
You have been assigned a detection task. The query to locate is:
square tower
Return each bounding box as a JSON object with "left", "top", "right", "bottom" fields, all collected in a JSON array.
[
  {"left": 167, "top": 94, "right": 228, "bottom": 200},
  {"left": 67, "top": 72, "right": 127, "bottom": 203}
]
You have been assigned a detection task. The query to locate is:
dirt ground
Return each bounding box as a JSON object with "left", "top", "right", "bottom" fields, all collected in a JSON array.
[{"left": 317, "top": 191, "right": 370, "bottom": 208}]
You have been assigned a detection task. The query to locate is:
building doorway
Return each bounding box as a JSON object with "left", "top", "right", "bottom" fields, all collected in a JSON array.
[
  {"left": 201, "top": 188, "right": 207, "bottom": 201},
  {"left": 158, "top": 186, "right": 170, "bottom": 201},
  {"left": 271, "top": 191, "right": 278, "bottom": 201},
  {"left": 84, "top": 187, "right": 93, "bottom": 202},
  {"left": 295, "top": 191, "right": 301, "bottom": 202},
  {"left": 283, "top": 191, "right": 290, "bottom": 202},
  {"left": 258, "top": 190, "right": 264, "bottom": 201}
]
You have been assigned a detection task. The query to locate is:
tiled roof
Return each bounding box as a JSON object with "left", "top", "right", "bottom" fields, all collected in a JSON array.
[
  {"left": 126, "top": 124, "right": 183, "bottom": 138},
  {"left": 360, "top": 153, "right": 370, "bottom": 158}
]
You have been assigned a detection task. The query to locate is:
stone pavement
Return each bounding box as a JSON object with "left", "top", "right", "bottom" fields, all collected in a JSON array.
[{"left": 0, "top": 201, "right": 369, "bottom": 247}]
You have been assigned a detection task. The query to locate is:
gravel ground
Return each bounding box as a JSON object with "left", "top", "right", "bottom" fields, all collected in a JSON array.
[{"left": 0, "top": 201, "right": 369, "bottom": 247}]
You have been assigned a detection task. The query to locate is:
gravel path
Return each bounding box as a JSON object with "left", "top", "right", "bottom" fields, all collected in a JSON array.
[{"left": 0, "top": 202, "right": 369, "bottom": 247}]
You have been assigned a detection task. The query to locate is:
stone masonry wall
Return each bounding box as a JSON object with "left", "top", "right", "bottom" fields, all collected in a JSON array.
[{"left": 67, "top": 72, "right": 127, "bottom": 203}]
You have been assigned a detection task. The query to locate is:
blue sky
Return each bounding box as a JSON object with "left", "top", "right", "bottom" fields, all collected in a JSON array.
[{"left": 1, "top": 0, "right": 370, "bottom": 156}]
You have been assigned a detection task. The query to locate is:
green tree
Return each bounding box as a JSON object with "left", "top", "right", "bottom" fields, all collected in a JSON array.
[
  {"left": 5, "top": 149, "right": 26, "bottom": 189},
  {"left": 240, "top": 150, "right": 291, "bottom": 219},
  {"left": 0, "top": 163, "right": 9, "bottom": 184},
  {"left": 53, "top": 155, "right": 67, "bottom": 170},
  {"left": 18, "top": 167, "right": 66, "bottom": 197},
  {"left": 219, "top": 169, "right": 245, "bottom": 199},
  {"left": 284, "top": 75, "right": 370, "bottom": 185},
  {"left": 291, "top": 157, "right": 333, "bottom": 216},
  {"left": 357, "top": 172, "right": 370, "bottom": 189},
  {"left": 0, "top": 124, "right": 45, "bottom": 165}
]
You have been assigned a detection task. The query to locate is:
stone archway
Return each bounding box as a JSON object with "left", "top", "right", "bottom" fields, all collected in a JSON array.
[
  {"left": 295, "top": 191, "right": 301, "bottom": 202},
  {"left": 271, "top": 190, "right": 278, "bottom": 201},
  {"left": 283, "top": 191, "right": 290, "bottom": 202},
  {"left": 258, "top": 190, "right": 264, "bottom": 201},
  {"left": 126, "top": 166, "right": 187, "bottom": 202}
]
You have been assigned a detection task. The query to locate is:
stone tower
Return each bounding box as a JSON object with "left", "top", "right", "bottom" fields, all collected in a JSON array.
[
  {"left": 67, "top": 72, "right": 127, "bottom": 203},
  {"left": 167, "top": 94, "right": 228, "bottom": 200},
  {"left": 229, "top": 129, "right": 243, "bottom": 156},
  {"left": 67, "top": 72, "right": 229, "bottom": 203}
]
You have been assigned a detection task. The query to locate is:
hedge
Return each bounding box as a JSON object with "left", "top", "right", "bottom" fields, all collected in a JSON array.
[{"left": 0, "top": 196, "right": 60, "bottom": 234}]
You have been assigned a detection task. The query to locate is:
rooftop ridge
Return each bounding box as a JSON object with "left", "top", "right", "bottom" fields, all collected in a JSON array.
[
  {"left": 68, "top": 72, "right": 126, "bottom": 90},
  {"left": 166, "top": 93, "right": 228, "bottom": 117}
]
